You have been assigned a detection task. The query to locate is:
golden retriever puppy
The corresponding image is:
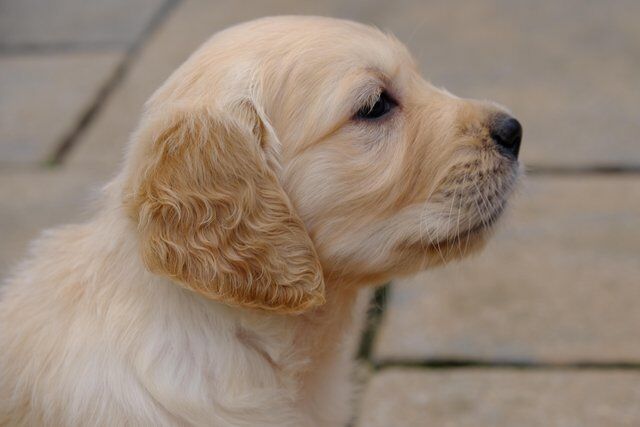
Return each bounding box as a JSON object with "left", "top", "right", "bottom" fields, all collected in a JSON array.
[{"left": 0, "top": 16, "right": 522, "bottom": 427}]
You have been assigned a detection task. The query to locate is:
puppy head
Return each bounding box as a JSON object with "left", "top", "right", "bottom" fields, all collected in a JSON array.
[{"left": 123, "top": 16, "right": 522, "bottom": 312}]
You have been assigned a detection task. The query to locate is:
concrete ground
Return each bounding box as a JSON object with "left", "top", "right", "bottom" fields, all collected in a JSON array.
[{"left": 1, "top": 0, "right": 639, "bottom": 425}]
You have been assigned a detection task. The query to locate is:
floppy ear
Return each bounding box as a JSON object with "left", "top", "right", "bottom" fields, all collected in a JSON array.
[{"left": 124, "top": 103, "right": 325, "bottom": 314}]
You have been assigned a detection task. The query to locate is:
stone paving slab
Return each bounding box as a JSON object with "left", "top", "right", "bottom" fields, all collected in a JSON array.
[
  {"left": 0, "top": 0, "right": 167, "bottom": 49},
  {"left": 356, "top": 368, "right": 640, "bottom": 427},
  {"left": 0, "top": 52, "right": 122, "bottom": 166},
  {"left": 0, "top": 167, "right": 113, "bottom": 275},
  {"left": 374, "top": 176, "right": 640, "bottom": 364},
  {"left": 69, "top": 0, "right": 640, "bottom": 169}
]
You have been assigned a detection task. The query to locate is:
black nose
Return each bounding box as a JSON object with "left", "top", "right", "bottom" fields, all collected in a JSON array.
[{"left": 490, "top": 115, "right": 522, "bottom": 159}]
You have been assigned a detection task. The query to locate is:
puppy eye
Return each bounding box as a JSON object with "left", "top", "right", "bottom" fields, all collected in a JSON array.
[{"left": 356, "top": 91, "right": 396, "bottom": 120}]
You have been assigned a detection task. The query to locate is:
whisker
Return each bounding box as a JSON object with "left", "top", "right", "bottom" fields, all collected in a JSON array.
[
  {"left": 472, "top": 180, "right": 492, "bottom": 230},
  {"left": 456, "top": 172, "right": 472, "bottom": 258},
  {"left": 420, "top": 204, "right": 447, "bottom": 265}
]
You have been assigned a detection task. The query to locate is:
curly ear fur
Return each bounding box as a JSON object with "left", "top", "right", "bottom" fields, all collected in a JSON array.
[{"left": 124, "top": 104, "right": 325, "bottom": 313}]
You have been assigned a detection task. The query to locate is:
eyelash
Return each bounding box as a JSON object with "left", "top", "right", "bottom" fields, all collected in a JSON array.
[{"left": 355, "top": 91, "right": 398, "bottom": 120}]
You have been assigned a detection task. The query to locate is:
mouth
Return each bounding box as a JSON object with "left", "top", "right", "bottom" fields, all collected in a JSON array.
[
  {"left": 434, "top": 200, "right": 505, "bottom": 247},
  {"left": 422, "top": 172, "right": 513, "bottom": 258},
  {"left": 406, "top": 153, "right": 520, "bottom": 263}
]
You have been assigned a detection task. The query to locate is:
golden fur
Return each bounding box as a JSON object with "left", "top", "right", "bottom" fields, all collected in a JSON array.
[{"left": 0, "top": 16, "right": 520, "bottom": 426}]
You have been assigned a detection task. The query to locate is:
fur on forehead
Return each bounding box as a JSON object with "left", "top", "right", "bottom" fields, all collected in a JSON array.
[{"left": 146, "top": 16, "right": 414, "bottom": 143}]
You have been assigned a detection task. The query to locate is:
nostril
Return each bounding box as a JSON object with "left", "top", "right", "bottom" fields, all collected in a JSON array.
[{"left": 491, "top": 116, "right": 522, "bottom": 159}]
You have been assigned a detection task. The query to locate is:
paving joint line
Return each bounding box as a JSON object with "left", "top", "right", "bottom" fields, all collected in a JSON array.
[
  {"left": 349, "top": 285, "right": 390, "bottom": 427},
  {"left": 357, "top": 284, "right": 390, "bottom": 362},
  {"left": 374, "top": 359, "right": 640, "bottom": 371},
  {"left": 47, "top": 0, "right": 182, "bottom": 166},
  {"left": 0, "top": 42, "right": 129, "bottom": 55},
  {"left": 526, "top": 164, "right": 640, "bottom": 176}
]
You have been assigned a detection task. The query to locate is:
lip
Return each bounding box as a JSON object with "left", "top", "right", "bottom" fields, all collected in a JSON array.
[
  {"left": 465, "top": 205, "right": 503, "bottom": 234},
  {"left": 434, "top": 202, "right": 505, "bottom": 248}
]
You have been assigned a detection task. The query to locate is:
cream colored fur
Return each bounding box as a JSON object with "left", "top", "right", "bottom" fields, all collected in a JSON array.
[{"left": 0, "top": 16, "right": 520, "bottom": 426}]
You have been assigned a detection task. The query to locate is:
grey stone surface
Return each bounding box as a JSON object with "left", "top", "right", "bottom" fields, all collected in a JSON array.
[
  {"left": 69, "top": 0, "right": 640, "bottom": 169},
  {"left": 0, "top": 167, "right": 112, "bottom": 275},
  {"left": 374, "top": 176, "right": 640, "bottom": 364},
  {"left": 356, "top": 368, "right": 640, "bottom": 427},
  {"left": 0, "top": 0, "right": 167, "bottom": 48},
  {"left": 0, "top": 52, "right": 122, "bottom": 165}
]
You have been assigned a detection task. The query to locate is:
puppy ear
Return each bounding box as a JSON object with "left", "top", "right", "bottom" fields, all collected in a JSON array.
[{"left": 124, "top": 103, "right": 325, "bottom": 314}]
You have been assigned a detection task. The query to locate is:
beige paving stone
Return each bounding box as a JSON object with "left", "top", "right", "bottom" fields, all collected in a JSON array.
[
  {"left": 0, "top": 52, "right": 122, "bottom": 165},
  {"left": 69, "top": 0, "right": 640, "bottom": 169},
  {"left": 0, "top": 0, "right": 166, "bottom": 48},
  {"left": 374, "top": 176, "right": 640, "bottom": 364},
  {"left": 0, "top": 166, "right": 113, "bottom": 276},
  {"left": 356, "top": 368, "right": 640, "bottom": 427}
]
